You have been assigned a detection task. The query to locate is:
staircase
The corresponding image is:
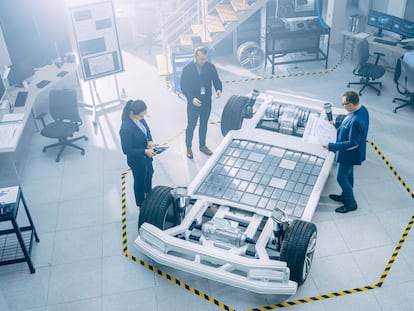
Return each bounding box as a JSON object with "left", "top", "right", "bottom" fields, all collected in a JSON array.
[{"left": 156, "top": 0, "right": 268, "bottom": 76}]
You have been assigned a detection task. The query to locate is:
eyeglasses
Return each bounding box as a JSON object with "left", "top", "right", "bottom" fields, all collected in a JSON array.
[{"left": 342, "top": 102, "right": 351, "bottom": 106}]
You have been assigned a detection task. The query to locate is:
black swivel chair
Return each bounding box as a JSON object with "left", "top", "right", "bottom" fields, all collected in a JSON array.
[
  {"left": 347, "top": 39, "right": 386, "bottom": 96},
  {"left": 37, "top": 89, "right": 88, "bottom": 162},
  {"left": 392, "top": 52, "right": 414, "bottom": 113}
]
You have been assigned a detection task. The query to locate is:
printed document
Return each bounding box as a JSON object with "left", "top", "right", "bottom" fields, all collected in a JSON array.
[
  {"left": 1, "top": 113, "right": 24, "bottom": 122},
  {"left": 0, "top": 186, "right": 19, "bottom": 205},
  {"left": 302, "top": 115, "right": 337, "bottom": 145}
]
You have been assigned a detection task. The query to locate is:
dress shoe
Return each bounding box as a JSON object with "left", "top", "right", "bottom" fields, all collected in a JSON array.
[
  {"left": 199, "top": 146, "right": 213, "bottom": 155},
  {"left": 329, "top": 194, "right": 345, "bottom": 203},
  {"left": 186, "top": 148, "right": 193, "bottom": 159},
  {"left": 335, "top": 205, "right": 357, "bottom": 213}
]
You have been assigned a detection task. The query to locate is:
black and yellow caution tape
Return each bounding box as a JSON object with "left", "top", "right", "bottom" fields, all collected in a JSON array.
[
  {"left": 377, "top": 214, "right": 414, "bottom": 286},
  {"left": 246, "top": 141, "right": 414, "bottom": 310},
  {"left": 120, "top": 127, "right": 413, "bottom": 311},
  {"left": 246, "top": 285, "right": 380, "bottom": 311},
  {"left": 120, "top": 169, "right": 236, "bottom": 311},
  {"left": 369, "top": 139, "right": 414, "bottom": 286},
  {"left": 164, "top": 50, "right": 351, "bottom": 89},
  {"left": 367, "top": 140, "right": 414, "bottom": 199},
  {"left": 221, "top": 50, "right": 351, "bottom": 85}
]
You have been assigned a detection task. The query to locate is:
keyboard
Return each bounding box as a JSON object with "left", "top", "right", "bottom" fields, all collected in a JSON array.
[
  {"left": 14, "top": 91, "right": 28, "bottom": 107},
  {"left": 36, "top": 80, "right": 51, "bottom": 88},
  {"left": 373, "top": 38, "right": 398, "bottom": 46}
]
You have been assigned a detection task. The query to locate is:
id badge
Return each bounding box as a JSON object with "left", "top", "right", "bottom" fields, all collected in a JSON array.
[{"left": 200, "top": 86, "right": 206, "bottom": 95}]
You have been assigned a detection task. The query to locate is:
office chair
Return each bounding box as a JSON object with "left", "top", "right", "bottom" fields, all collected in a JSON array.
[
  {"left": 347, "top": 39, "right": 386, "bottom": 96},
  {"left": 37, "top": 89, "right": 88, "bottom": 162},
  {"left": 392, "top": 52, "right": 414, "bottom": 113}
]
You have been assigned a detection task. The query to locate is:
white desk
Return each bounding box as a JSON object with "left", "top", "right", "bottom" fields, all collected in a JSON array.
[
  {"left": 341, "top": 31, "right": 370, "bottom": 59},
  {"left": 0, "top": 62, "right": 78, "bottom": 153},
  {"left": 341, "top": 31, "right": 413, "bottom": 69}
]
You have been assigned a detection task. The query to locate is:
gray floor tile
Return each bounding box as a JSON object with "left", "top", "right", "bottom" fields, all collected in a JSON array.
[
  {"left": 46, "top": 297, "right": 102, "bottom": 311},
  {"left": 0, "top": 267, "right": 50, "bottom": 311},
  {"left": 56, "top": 196, "right": 103, "bottom": 230},
  {"left": 103, "top": 255, "right": 156, "bottom": 295},
  {"left": 47, "top": 259, "right": 102, "bottom": 305},
  {"left": 52, "top": 226, "right": 103, "bottom": 265},
  {"left": 103, "top": 288, "right": 156, "bottom": 311}
]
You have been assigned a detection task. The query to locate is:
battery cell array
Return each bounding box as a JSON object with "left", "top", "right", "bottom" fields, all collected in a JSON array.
[{"left": 194, "top": 139, "right": 325, "bottom": 218}]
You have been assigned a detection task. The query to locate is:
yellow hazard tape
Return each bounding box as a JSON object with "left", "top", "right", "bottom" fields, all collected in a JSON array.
[
  {"left": 119, "top": 116, "right": 413, "bottom": 310},
  {"left": 221, "top": 50, "right": 351, "bottom": 85},
  {"left": 367, "top": 140, "right": 414, "bottom": 199},
  {"left": 120, "top": 169, "right": 236, "bottom": 311}
]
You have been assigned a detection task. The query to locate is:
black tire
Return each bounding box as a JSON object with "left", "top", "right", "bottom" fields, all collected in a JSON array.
[
  {"left": 220, "top": 95, "right": 250, "bottom": 136},
  {"left": 280, "top": 220, "right": 317, "bottom": 286},
  {"left": 138, "top": 185, "right": 174, "bottom": 230}
]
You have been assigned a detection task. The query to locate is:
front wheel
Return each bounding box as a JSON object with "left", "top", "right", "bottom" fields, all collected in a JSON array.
[
  {"left": 220, "top": 95, "right": 250, "bottom": 136},
  {"left": 138, "top": 185, "right": 174, "bottom": 230},
  {"left": 280, "top": 220, "right": 317, "bottom": 285}
]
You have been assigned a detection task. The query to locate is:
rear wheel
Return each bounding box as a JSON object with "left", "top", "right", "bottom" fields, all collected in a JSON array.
[
  {"left": 220, "top": 95, "right": 249, "bottom": 136},
  {"left": 280, "top": 220, "right": 317, "bottom": 285},
  {"left": 138, "top": 185, "right": 175, "bottom": 230}
]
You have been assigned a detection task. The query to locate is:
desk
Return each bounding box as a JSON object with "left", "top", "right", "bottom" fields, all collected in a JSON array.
[
  {"left": 367, "top": 35, "right": 413, "bottom": 71},
  {"left": 0, "top": 62, "right": 77, "bottom": 154},
  {"left": 265, "top": 26, "right": 330, "bottom": 75},
  {"left": 341, "top": 31, "right": 370, "bottom": 59},
  {"left": 341, "top": 32, "right": 413, "bottom": 69}
]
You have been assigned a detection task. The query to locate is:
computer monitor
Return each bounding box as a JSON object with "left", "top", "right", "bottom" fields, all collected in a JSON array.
[
  {"left": 277, "top": 0, "right": 320, "bottom": 18},
  {"left": 294, "top": 0, "right": 317, "bottom": 17},
  {"left": 0, "top": 77, "right": 6, "bottom": 104},
  {"left": 367, "top": 9, "right": 394, "bottom": 37},
  {"left": 7, "top": 61, "right": 35, "bottom": 88},
  {"left": 392, "top": 17, "right": 414, "bottom": 39}
]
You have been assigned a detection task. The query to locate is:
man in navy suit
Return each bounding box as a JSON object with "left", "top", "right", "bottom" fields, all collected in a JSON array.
[
  {"left": 180, "top": 46, "right": 222, "bottom": 159},
  {"left": 323, "top": 91, "right": 369, "bottom": 213}
]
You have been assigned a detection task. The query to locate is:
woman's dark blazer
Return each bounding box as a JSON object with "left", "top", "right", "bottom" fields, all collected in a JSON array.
[{"left": 119, "top": 118, "right": 153, "bottom": 168}]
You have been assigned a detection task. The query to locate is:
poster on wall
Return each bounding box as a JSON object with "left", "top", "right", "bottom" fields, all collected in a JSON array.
[{"left": 70, "top": 1, "right": 124, "bottom": 80}]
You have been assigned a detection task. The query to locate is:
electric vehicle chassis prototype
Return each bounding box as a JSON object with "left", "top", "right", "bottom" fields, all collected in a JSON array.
[{"left": 135, "top": 90, "right": 344, "bottom": 295}]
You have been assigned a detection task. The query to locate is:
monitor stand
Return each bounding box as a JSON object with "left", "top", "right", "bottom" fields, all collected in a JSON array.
[{"left": 374, "top": 27, "right": 384, "bottom": 37}]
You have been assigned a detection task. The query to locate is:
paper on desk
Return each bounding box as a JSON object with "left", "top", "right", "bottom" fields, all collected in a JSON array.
[
  {"left": 1, "top": 113, "right": 24, "bottom": 122},
  {"left": 0, "top": 186, "right": 19, "bottom": 205},
  {"left": 302, "top": 115, "right": 337, "bottom": 145},
  {"left": 355, "top": 32, "right": 370, "bottom": 39}
]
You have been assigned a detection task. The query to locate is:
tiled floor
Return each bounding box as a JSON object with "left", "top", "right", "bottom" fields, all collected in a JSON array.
[{"left": 1, "top": 40, "right": 414, "bottom": 311}]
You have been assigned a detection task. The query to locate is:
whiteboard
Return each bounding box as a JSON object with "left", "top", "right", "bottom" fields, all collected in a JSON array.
[{"left": 70, "top": 1, "right": 124, "bottom": 80}]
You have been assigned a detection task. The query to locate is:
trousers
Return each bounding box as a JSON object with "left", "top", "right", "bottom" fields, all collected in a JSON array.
[
  {"left": 336, "top": 163, "right": 357, "bottom": 207},
  {"left": 185, "top": 98, "right": 211, "bottom": 148},
  {"left": 131, "top": 161, "right": 154, "bottom": 206}
]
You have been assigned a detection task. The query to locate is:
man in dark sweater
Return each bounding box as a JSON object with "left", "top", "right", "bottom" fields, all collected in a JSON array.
[{"left": 180, "top": 46, "right": 222, "bottom": 159}]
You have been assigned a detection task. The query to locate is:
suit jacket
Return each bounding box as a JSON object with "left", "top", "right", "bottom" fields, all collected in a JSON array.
[
  {"left": 180, "top": 61, "right": 222, "bottom": 104},
  {"left": 328, "top": 105, "right": 369, "bottom": 165},
  {"left": 119, "top": 118, "right": 153, "bottom": 168}
]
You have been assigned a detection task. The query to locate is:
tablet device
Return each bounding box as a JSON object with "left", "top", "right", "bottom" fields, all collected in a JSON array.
[{"left": 154, "top": 146, "right": 168, "bottom": 154}]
